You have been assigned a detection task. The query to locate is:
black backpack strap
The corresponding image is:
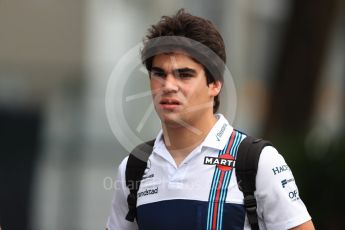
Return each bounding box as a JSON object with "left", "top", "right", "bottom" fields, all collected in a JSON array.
[
  {"left": 236, "top": 136, "right": 272, "bottom": 230},
  {"left": 125, "top": 139, "right": 155, "bottom": 222}
]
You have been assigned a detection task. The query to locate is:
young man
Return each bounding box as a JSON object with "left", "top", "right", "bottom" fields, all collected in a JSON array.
[{"left": 107, "top": 9, "right": 314, "bottom": 230}]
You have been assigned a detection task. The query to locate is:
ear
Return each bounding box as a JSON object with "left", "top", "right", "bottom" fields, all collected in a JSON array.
[{"left": 209, "top": 80, "right": 222, "bottom": 97}]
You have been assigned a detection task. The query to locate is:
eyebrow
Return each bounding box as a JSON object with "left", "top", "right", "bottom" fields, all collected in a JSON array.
[{"left": 151, "top": 67, "right": 197, "bottom": 75}]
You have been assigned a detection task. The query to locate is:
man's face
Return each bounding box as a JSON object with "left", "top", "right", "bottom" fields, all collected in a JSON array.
[{"left": 150, "top": 52, "right": 221, "bottom": 127}]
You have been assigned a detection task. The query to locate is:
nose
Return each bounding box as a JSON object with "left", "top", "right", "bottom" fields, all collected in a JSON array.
[{"left": 162, "top": 74, "right": 178, "bottom": 93}]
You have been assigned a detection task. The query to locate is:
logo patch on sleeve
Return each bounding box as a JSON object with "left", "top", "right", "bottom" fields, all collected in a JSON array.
[{"left": 281, "top": 178, "right": 295, "bottom": 188}]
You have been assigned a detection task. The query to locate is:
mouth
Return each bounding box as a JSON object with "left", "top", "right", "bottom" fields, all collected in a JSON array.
[{"left": 159, "top": 98, "right": 181, "bottom": 110}]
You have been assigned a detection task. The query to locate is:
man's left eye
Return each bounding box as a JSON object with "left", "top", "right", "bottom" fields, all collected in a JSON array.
[{"left": 178, "top": 73, "right": 193, "bottom": 78}]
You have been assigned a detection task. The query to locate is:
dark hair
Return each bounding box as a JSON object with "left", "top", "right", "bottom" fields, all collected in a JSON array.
[{"left": 141, "top": 9, "right": 226, "bottom": 113}]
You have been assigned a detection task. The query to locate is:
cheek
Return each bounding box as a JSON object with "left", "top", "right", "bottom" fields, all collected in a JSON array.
[
  {"left": 150, "top": 81, "right": 164, "bottom": 105},
  {"left": 150, "top": 80, "right": 160, "bottom": 93},
  {"left": 150, "top": 79, "right": 157, "bottom": 89},
  {"left": 182, "top": 86, "right": 205, "bottom": 105},
  {"left": 188, "top": 81, "right": 209, "bottom": 96}
]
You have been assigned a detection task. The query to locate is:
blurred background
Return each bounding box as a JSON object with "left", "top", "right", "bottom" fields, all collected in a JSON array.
[{"left": 0, "top": 0, "right": 344, "bottom": 229}]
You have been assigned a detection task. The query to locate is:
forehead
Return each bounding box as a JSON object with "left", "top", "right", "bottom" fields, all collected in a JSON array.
[{"left": 152, "top": 52, "right": 203, "bottom": 70}]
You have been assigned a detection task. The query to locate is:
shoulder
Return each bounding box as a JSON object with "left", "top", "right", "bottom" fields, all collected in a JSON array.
[
  {"left": 116, "top": 156, "right": 129, "bottom": 179},
  {"left": 120, "top": 156, "right": 129, "bottom": 168},
  {"left": 258, "top": 146, "right": 287, "bottom": 170},
  {"left": 256, "top": 145, "right": 293, "bottom": 184}
]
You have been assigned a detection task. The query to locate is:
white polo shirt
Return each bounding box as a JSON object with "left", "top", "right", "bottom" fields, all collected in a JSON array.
[{"left": 107, "top": 114, "right": 311, "bottom": 230}]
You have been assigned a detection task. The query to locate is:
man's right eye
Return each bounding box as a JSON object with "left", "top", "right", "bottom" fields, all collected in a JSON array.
[{"left": 150, "top": 71, "right": 165, "bottom": 78}]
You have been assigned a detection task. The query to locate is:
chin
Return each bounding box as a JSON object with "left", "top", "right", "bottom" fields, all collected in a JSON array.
[{"left": 159, "top": 113, "right": 184, "bottom": 128}]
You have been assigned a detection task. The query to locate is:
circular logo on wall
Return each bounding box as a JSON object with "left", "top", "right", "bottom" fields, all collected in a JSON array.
[{"left": 105, "top": 36, "right": 237, "bottom": 161}]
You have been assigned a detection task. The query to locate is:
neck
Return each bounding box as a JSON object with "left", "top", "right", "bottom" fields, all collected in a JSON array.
[{"left": 162, "top": 113, "right": 218, "bottom": 166}]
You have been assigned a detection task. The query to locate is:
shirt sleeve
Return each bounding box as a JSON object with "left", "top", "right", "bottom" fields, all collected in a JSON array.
[
  {"left": 255, "top": 146, "right": 312, "bottom": 230},
  {"left": 106, "top": 157, "right": 138, "bottom": 230}
]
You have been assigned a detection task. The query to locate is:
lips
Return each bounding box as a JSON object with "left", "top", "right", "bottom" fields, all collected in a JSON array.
[
  {"left": 160, "top": 98, "right": 181, "bottom": 105},
  {"left": 159, "top": 98, "right": 181, "bottom": 110}
]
